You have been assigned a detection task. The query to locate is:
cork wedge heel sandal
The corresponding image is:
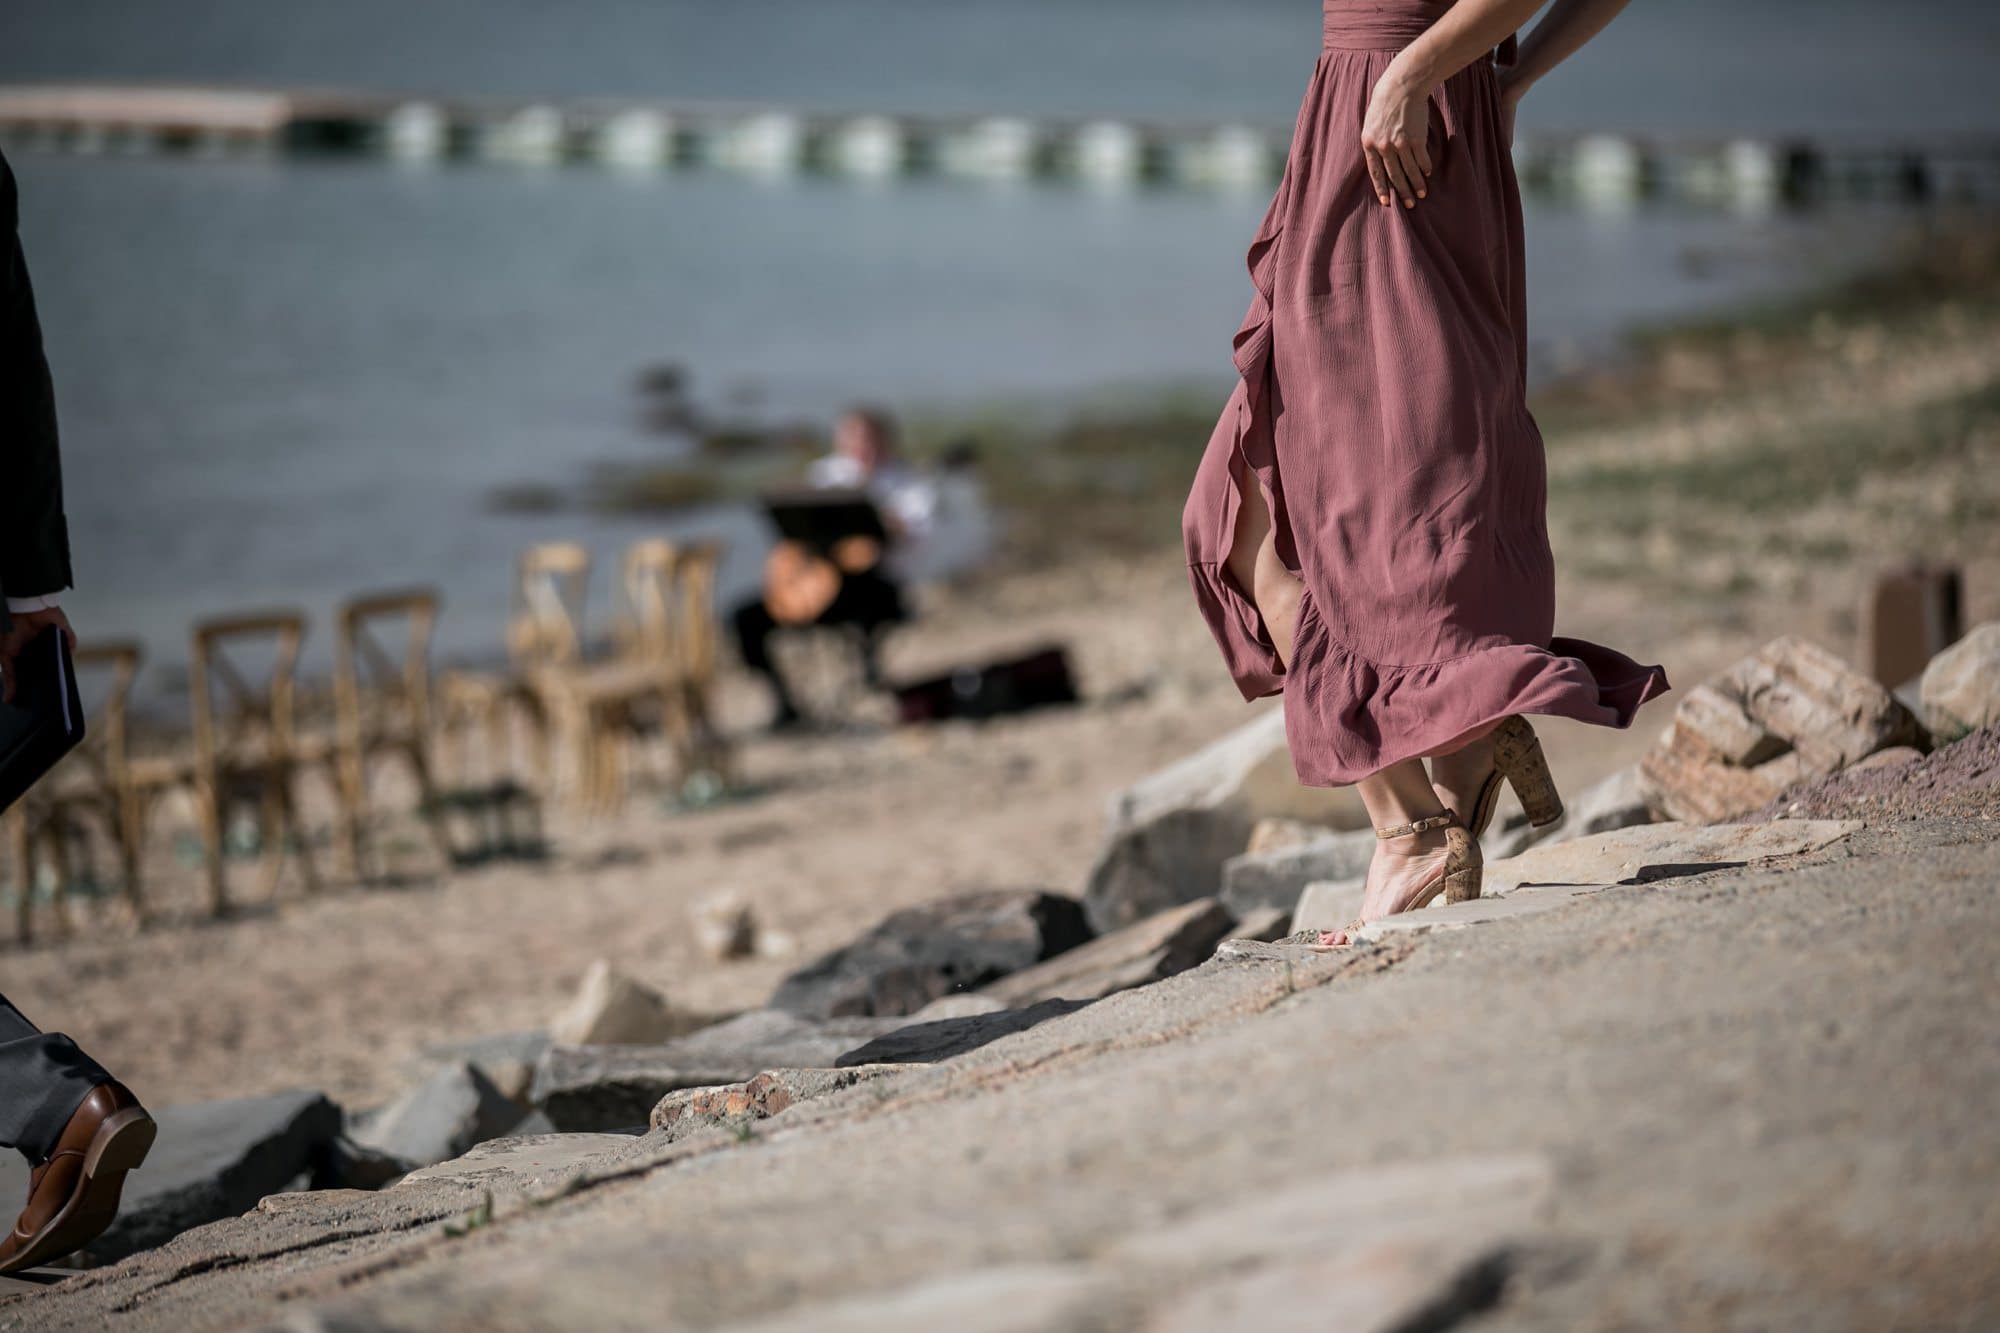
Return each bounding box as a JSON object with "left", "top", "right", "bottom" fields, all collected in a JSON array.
[
  {"left": 1467, "top": 715, "right": 1565, "bottom": 839},
  {"left": 1288, "top": 812, "right": 1483, "bottom": 951}
]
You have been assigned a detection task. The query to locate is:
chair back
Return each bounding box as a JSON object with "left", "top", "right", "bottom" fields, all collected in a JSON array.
[
  {"left": 335, "top": 588, "right": 440, "bottom": 748},
  {"left": 508, "top": 543, "right": 591, "bottom": 669},
  {"left": 54, "top": 640, "right": 143, "bottom": 794},
  {"left": 619, "top": 539, "right": 722, "bottom": 683},
  {"left": 188, "top": 611, "right": 308, "bottom": 775}
]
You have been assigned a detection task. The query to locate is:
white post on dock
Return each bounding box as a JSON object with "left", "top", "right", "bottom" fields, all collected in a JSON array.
[
  {"left": 724, "top": 111, "right": 808, "bottom": 177},
  {"left": 942, "top": 117, "right": 1040, "bottom": 182},
  {"left": 598, "top": 109, "right": 675, "bottom": 170},
  {"left": 484, "top": 106, "right": 567, "bottom": 165},
  {"left": 830, "top": 115, "right": 908, "bottom": 180},
  {"left": 1072, "top": 120, "right": 1145, "bottom": 186},
  {"left": 383, "top": 102, "right": 448, "bottom": 161}
]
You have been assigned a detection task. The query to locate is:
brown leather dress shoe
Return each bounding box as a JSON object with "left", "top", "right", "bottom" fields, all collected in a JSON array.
[{"left": 0, "top": 1083, "right": 156, "bottom": 1274}]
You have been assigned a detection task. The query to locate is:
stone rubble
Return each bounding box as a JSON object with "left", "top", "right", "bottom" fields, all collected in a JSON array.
[
  {"left": 349, "top": 1062, "right": 525, "bottom": 1169},
  {"left": 1081, "top": 708, "right": 1366, "bottom": 934},
  {"left": 1639, "top": 636, "right": 1922, "bottom": 823},
  {"left": 1919, "top": 622, "right": 2000, "bottom": 742},
  {"left": 981, "top": 899, "right": 1236, "bottom": 1006},
  {"left": 549, "top": 959, "right": 709, "bottom": 1047},
  {"left": 770, "top": 888, "right": 1093, "bottom": 1020}
]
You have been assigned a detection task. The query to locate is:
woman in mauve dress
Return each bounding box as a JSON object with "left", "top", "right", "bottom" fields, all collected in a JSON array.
[{"left": 1183, "top": 0, "right": 1669, "bottom": 946}]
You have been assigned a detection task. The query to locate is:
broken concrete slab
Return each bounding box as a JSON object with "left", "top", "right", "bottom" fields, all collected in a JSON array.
[
  {"left": 1920, "top": 622, "right": 2000, "bottom": 742},
  {"left": 1639, "top": 636, "right": 1921, "bottom": 823},
  {"left": 980, "top": 899, "right": 1236, "bottom": 1006},
  {"left": 0, "top": 1089, "right": 342, "bottom": 1264},
  {"left": 650, "top": 1066, "right": 904, "bottom": 1137},
  {"left": 397, "top": 1029, "right": 551, "bottom": 1105},
  {"left": 1290, "top": 878, "right": 1366, "bottom": 934},
  {"left": 1354, "top": 884, "right": 1610, "bottom": 941},
  {"left": 550, "top": 960, "right": 709, "bottom": 1047},
  {"left": 1220, "top": 905, "right": 1292, "bottom": 944},
  {"left": 397, "top": 1132, "right": 641, "bottom": 1192},
  {"left": 529, "top": 1010, "right": 907, "bottom": 1131},
  {"left": 1219, "top": 826, "right": 1376, "bottom": 918},
  {"left": 721, "top": 1264, "right": 1112, "bottom": 1333},
  {"left": 1484, "top": 818, "right": 1862, "bottom": 897},
  {"left": 835, "top": 999, "right": 1091, "bottom": 1067},
  {"left": 309, "top": 1135, "right": 410, "bottom": 1192},
  {"left": 1083, "top": 709, "right": 1366, "bottom": 934},
  {"left": 1484, "top": 766, "right": 1656, "bottom": 861},
  {"left": 771, "top": 888, "right": 1093, "bottom": 1019},
  {"left": 1154, "top": 1234, "right": 1528, "bottom": 1333},
  {"left": 1110, "top": 1154, "right": 1553, "bottom": 1273},
  {"left": 351, "top": 1062, "right": 525, "bottom": 1168}
]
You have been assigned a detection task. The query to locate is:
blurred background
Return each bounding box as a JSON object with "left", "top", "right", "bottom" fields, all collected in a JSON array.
[
  {"left": 8, "top": 0, "right": 1997, "bottom": 675},
  {"left": 2, "top": 0, "right": 1997, "bottom": 1130}
]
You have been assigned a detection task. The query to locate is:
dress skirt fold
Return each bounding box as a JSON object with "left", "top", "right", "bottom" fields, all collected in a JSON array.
[{"left": 1183, "top": 0, "right": 1668, "bottom": 787}]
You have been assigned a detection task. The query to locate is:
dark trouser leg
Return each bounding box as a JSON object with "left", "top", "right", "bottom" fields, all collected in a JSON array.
[
  {"left": 822, "top": 573, "right": 907, "bottom": 687},
  {"left": 0, "top": 994, "right": 109, "bottom": 1163},
  {"left": 730, "top": 599, "right": 800, "bottom": 719}
]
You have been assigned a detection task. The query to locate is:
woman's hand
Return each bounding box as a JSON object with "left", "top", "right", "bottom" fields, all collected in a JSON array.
[{"left": 1361, "top": 67, "right": 1435, "bottom": 208}]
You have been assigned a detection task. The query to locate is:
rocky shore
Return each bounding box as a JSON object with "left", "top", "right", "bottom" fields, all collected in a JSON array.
[{"left": 2, "top": 228, "right": 1997, "bottom": 1326}]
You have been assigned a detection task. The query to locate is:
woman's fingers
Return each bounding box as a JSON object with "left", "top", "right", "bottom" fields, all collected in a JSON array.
[
  {"left": 1378, "top": 145, "right": 1418, "bottom": 207},
  {"left": 1364, "top": 146, "right": 1394, "bottom": 206}
]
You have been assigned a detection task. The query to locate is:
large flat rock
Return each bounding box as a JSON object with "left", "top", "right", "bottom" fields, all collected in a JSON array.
[
  {"left": 1083, "top": 709, "right": 1365, "bottom": 934},
  {"left": 530, "top": 1010, "right": 907, "bottom": 1131},
  {"left": 1484, "top": 818, "right": 1861, "bottom": 896},
  {"left": 834, "top": 999, "right": 1091, "bottom": 1067},
  {"left": 980, "top": 899, "right": 1236, "bottom": 1006},
  {"left": 0, "top": 1089, "right": 341, "bottom": 1265},
  {"left": 1218, "top": 827, "right": 1376, "bottom": 917},
  {"left": 770, "top": 889, "right": 1092, "bottom": 1020}
]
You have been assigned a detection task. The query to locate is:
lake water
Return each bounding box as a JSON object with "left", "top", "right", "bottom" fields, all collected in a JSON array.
[{"left": 5, "top": 0, "right": 1991, "bottom": 688}]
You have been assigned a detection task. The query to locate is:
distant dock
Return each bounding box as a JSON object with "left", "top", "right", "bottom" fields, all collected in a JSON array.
[{"left": 3, "top": 84, "right": 1997, "bottom": 207}]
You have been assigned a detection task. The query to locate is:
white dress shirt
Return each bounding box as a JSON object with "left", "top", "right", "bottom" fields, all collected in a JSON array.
[{"left": 5, "top": 593, "right": 59, "bottom": 614}]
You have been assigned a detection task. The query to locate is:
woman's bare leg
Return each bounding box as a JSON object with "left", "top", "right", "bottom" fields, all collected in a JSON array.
[
  {"left": 1224, "top": 457, "right": 1304, "bottom": 668},
  {"left": 1427, "top": 724, "right": 1502, "bottom": 829}
]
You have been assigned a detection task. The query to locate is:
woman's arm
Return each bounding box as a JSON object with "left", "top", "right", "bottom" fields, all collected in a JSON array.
[
  {"left": 1362, "top": 0, "right": 1632, "bottom": 207},
  {"left": 1363, "top": 0, "right": 1549, "bottom": 208},
  {"left": 1496, "top": 0, "right": 1634, "bottom": 145}
]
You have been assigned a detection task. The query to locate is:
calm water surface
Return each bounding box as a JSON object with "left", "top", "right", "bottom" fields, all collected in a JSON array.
[{"left": 6, "top": 0, "right": 1988, "bottom": 687}]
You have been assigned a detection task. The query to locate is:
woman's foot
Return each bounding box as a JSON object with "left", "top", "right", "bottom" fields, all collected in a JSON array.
[{"left": 1317, "top": 814, "right": 1475, "bottom": 946}]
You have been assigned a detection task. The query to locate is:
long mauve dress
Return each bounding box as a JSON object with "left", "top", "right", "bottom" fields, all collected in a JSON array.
[{"left": 1183, "top": 0, "right": 1669, "bottom": 787}]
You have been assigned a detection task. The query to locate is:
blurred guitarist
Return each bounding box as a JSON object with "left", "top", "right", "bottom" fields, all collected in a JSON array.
[{"left": 732, "top": 406, "right": 938, "bottom": 729}]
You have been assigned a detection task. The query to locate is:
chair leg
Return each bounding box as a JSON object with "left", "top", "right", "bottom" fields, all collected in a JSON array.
[
  {"left": 338, "top": 751, "right": 369, "bottom": 884},
  {"left": 196, "top": 780, "right": 230, "bottom": 917},
  {"left": 281, "top": 772, "right": 323, "bottom": 896},
  {"left": 8, "top": 809, "right": 33, "bottom": 946},
  {"left": 116, "top": 789, "right": 148, "bottom": 926},
  {"left": 406, "top": 741, "right": 456, "bottom": 872},
  {"left": 43, "top": 818, "right": 76, "bottom": 940},
  {"left": 256, "top": 777, "right": 287, "bottom": 901}
]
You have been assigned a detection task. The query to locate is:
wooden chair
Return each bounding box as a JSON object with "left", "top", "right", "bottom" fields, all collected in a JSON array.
[
  {"left": 615, "top": 538, "right": 730, "bottom": 783},
  {"left": 188, "top": 610, "right": 322, "bottom": 915},
  {"left": 440, "top": 542, "right": 590, "bottom": 795},
  {"left": 6, "top": 641, "right": 170, "bottom": 943},
  {"left": 331, "top": 588, "right": 453, "bottom": 881}
]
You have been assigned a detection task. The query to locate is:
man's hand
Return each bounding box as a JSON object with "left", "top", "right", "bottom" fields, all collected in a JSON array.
[{"left": 0, "top": 605, "right": 74, "bottom": 703}]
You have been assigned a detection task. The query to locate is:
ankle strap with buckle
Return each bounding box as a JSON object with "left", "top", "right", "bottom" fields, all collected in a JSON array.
[{"left": 1375, "top": 813, "right": 1456, "bottom": 840}]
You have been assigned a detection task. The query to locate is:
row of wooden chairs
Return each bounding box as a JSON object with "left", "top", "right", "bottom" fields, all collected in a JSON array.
[
  {"left": 6, "top": 590, "right": 445, "bottom": 942},
  {"left": 441, "top": 538, "right": 729, "bottom": 813},
  {"left": 5, "top": 538, "right": 729, "bottom": 944}
]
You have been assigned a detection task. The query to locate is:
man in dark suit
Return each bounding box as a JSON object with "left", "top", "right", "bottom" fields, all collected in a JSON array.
[{"left": 0, "top": 147, "right": 155, "bottom": 1274}]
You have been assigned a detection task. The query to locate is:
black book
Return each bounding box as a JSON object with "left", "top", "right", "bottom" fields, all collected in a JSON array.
[{"left": 0, "top": 625, "right": 86, "bottom": 813}]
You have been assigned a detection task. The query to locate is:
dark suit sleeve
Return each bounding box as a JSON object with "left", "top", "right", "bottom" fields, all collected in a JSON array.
[{"left": 0, "top": 149, "right": 74, "bottom": 602}]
